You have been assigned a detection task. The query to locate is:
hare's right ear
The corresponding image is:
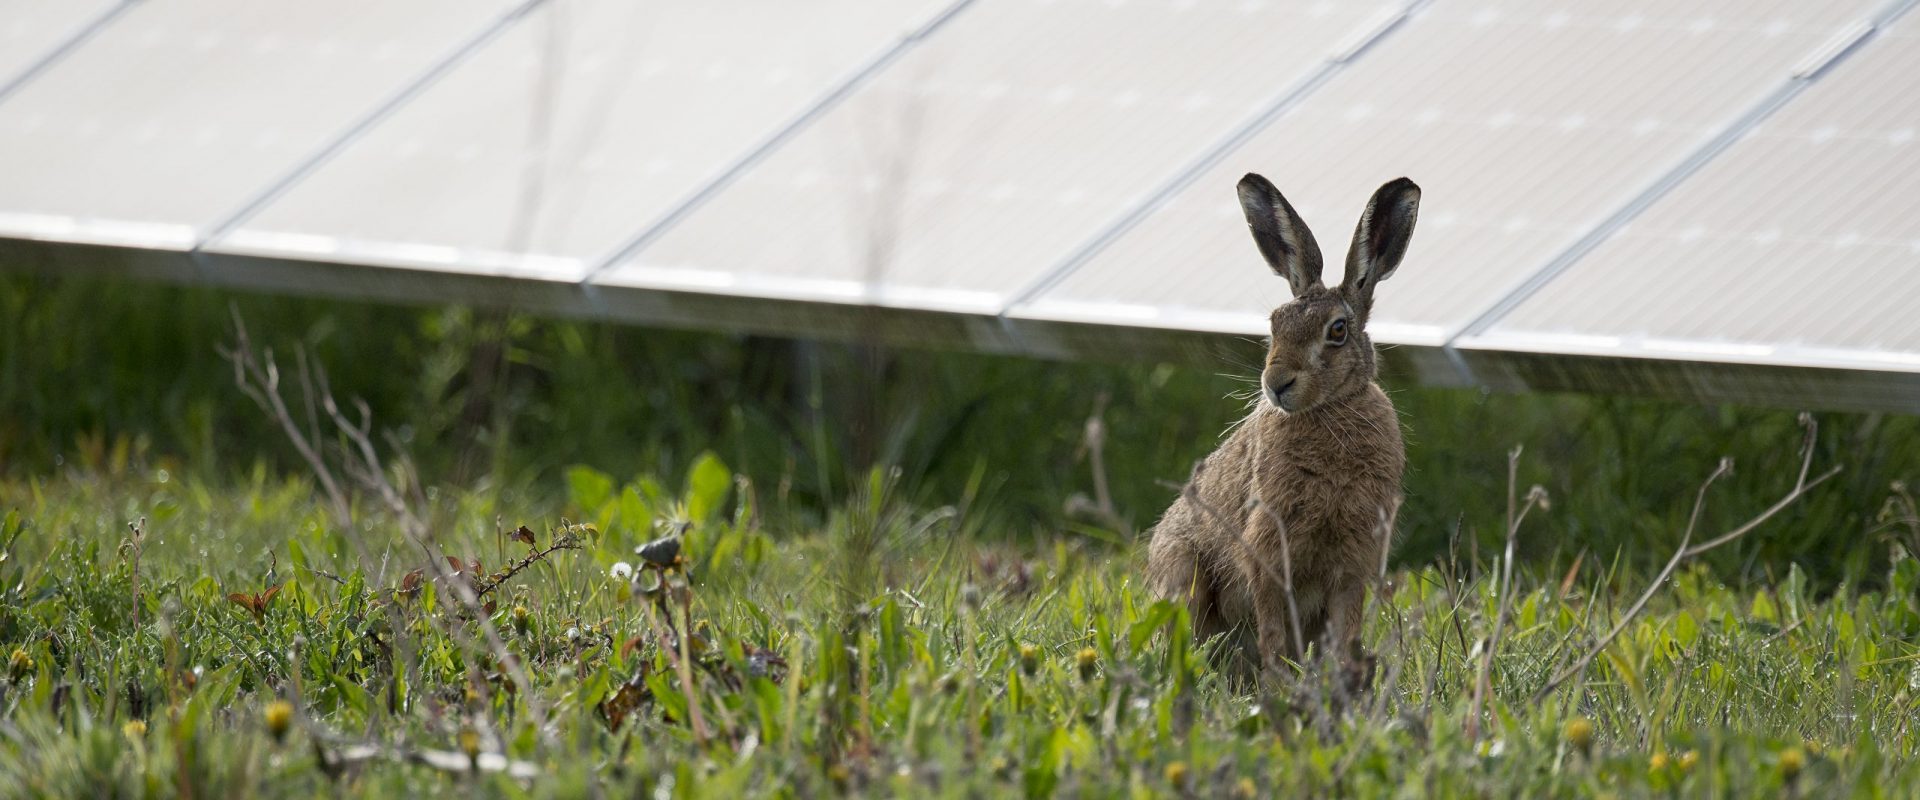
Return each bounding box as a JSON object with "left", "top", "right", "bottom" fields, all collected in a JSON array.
[
  {"left": 1340, "top": 177, "right": 1419, "bottom": 315},
  {"left": 1237, "top": 173, "right": 1323, "bottom": 297}
]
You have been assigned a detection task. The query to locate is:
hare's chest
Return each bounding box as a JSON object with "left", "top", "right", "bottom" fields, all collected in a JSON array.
[
  {"left": 1254, "top": 420, "right": 1400, "bottom": 557},
  {"left": 1257, "top": 432, "right": 1384, "bottom": 510}
]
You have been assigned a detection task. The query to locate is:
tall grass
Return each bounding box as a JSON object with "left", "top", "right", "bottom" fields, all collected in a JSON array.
[
  {"left": 5, "top": 273, "right": 1919, "bottom": 585},
  {"left": 1, "top": 456, "right": 1917, "bottom": 797},
  {"left": 5, "top": 272, "right": 1920, "bottom": 795}
]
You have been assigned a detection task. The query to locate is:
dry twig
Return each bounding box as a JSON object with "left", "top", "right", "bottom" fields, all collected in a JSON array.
[
  {"left": 219, "top": 311, "right": 352, "bottom": 527},
  {"left": 1466, "top": 447, "right": 1548, "bottom": 741},
  {"left": 223, "top": 312, "right": 565, "bottom": 753},
  {"left": 1067, "top": 393, "right": 1131, "bottom": 536},
  {"left": 1533, "top": 414, "right": 1838, "bottom": 702}
]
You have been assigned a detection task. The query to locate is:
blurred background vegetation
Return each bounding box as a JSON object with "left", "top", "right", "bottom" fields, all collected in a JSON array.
[{"left": 4, "top": 273, "right": 1916, "bottom": 587}]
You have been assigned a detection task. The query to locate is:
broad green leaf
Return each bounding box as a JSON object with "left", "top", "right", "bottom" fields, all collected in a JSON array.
[
  {"left": 618, "top": 486, "right": 652, "bottom": 540},
  {"left": 750, "top": 677, "right": 784, "bottom": 745},
  {"left": 1673, "top": 610, "right": 1699, "bottom": 649},
  {"left": 685, "top": 452, "right": 732, "bottom": 524},
  {"left": 1128, "top": 601, "right": 1177, "bottom": 652},
  {"left": 566, "top": 465, "right": 615, "bottom": 515},
  {"left": 878, "top": 598, "right": 907, "bottom": 670},
  {"left": 647, "top": 670, "right": 687, "bottom": 725},
  {"left": 332, "top": 673, "right": 371, "bottom": 717},
  {"left": 1750, "top": 591, "right": 1779, "bottom": 625}
]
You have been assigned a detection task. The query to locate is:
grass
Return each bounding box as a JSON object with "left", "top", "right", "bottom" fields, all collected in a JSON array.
[
  {"left": 6, "top": 274, "right": 1920, "bottom": 796},
  {"left": 9, "top": 273, "right": 1920, "bottom": 588},
  {"left": 3, "top": 445, "right": 1919, "bottom": 798}
]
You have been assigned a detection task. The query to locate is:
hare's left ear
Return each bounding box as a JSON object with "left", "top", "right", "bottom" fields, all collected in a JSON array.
[
  {"left": 1341, "top": 178, "right": 1419, "bottom": 315},
  {"left": 1238, "top": 173, "right": 1324, "bottom": 297}
]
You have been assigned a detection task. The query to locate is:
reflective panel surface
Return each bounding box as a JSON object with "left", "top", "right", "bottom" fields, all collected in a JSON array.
[
  {"left": 1019, "top": 0, "right": 1883, "bottom": 345},
  {"left": 0, "top": 0, "right": 519, "bottom": 247}
]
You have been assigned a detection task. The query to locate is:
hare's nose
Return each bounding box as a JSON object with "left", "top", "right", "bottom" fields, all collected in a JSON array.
[{"left": 1266, "top": 376, "right": 1297, "bottom": 409}]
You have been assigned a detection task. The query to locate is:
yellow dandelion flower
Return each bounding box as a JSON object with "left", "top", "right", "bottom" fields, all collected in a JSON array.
[
  {"left": 1076, "top": 647, "right": 1099, "bottom": 682},
  {"left": 458, "top": 726, "right": 481, "bottom": 765},
  {"left": 1164, "top": 761, "right": 1189, "bottom": 788},
  {"left": 1678, "top": 749, "right": 1699, "bottom": 772},
  {"left": 1564, "top": 717, "right": 1594, "bottom": 751},
  {"left": 264, "top": 700, "right": 293, "bottom": 742},
  {"left": 1780, "top": 746, "right": 1806, "bottom": 779}
]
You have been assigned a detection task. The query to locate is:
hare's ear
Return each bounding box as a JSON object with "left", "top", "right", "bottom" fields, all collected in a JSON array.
[
  {"left": 1237, "top": 173, "right": 1323, "bottom": 297},
  {"left": 1341, "top": 178, "right": 1419, "bottom": 312}
]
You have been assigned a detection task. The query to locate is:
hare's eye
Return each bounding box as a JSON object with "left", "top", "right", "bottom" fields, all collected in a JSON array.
[{"left": 1327, "top": 318, "right": 1349, "bottom": 346}]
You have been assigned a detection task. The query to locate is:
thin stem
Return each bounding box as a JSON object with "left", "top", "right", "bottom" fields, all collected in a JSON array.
[
  {"left": 1534, "top": 416, "right": 1836, "bottom": 702},
  {"left": 1468, "top": 446, "right": 1543, "bottom": 741}
]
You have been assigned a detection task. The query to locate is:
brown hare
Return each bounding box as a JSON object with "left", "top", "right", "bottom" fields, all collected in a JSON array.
[{"left": 1146, "top": 172, "right": 1418, "bottom": 683}]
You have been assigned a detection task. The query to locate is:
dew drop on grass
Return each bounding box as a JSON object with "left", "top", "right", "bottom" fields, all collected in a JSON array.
[{"left": 1907, "top": 664, "right": 1920, "bottom": 691}]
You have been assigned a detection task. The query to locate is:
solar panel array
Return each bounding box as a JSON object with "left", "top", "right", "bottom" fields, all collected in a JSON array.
[{"left": 3, "top": 0, "right": 1918, "bottom": 411}]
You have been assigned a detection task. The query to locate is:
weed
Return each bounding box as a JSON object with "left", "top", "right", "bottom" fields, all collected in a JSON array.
[{"left": 1, "top": 450, "right": 1918, "bottom": 796}]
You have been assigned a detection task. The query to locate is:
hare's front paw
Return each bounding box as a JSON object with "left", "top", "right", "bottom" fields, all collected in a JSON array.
[
  {"left": 1339, "top": 649, "right": 1378, "bottom": 696},
  {"left": 1258, "top": 645, "right": 1299, "bottom": 687}
]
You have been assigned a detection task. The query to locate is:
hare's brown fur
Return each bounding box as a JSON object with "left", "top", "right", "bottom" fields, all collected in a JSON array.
[{"left": 1146, "top": 174, "right": 1419, "bottom": 679}]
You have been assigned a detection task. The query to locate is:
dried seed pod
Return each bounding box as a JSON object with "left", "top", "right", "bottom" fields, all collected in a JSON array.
[{"left": 636, "top": 535, "right": 682, "bottom": 568}]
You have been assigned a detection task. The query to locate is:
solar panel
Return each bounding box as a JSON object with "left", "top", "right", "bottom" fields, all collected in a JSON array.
[
  {"left": 1464, "top": 12, "right": 1920, "bottom": 375},
  {"left": 208, "top": 0, "right": 946, "bottom": 283},
  {"left": 596, "top": 0, "right": 1410, "bottom": 314},
  {"left": 0, "top": 0, "right": 522, "bottom": 249},
  {"left": 0, "top": 1, "right": 123, "bottom": 95},
  {"left": 1013, "top": 0, "right": 1885, "bottom": 346},
  {"left": 0, "top": 0, "right": 1916, "bottom": 412}
]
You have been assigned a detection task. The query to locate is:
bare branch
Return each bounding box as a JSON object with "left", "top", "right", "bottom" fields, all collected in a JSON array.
[
  {"left": 1467, "top": 446, "right": 1546, "bottom": 741},
  {"left": 475, "top": 533, "right": 583, "bottom": 599},
  {"left": 220, "top": 308, "right": 352, "bottom": 526},
  {"left": 1534, "top": 415, "right": 1838, "bottom": 702},
  {"left": 294, "top": 346, "right": 325, "bottom": 463},
  {"left": 223, "top": 311, "right": 564, "bottom": 753}
]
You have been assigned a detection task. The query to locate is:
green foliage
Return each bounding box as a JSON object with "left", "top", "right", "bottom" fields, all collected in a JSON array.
[
  {"left": 6, "top": 274, "right": 1920, "bottom": 585},
  {"left": 2, "top": 469, "right": 1920, "bottom": 797}
]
